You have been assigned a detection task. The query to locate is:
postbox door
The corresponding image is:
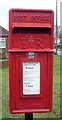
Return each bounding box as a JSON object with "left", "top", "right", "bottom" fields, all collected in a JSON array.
[{"left": 14, "top": 52, "right": 48, "bottom": 110}]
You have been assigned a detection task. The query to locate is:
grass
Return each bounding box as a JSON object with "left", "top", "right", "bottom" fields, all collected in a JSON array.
[
  {"left": 60, "top": 55, "right": 62, "bottom": 117},
  {"left": 0, "top": 68, "right": 2, "bottom": 119},
  {"left": 0, "top": 55, "right": 60, "bottom": 119},
  {"left": 58, "top": 49, "right": 62, "bottom": 51}
]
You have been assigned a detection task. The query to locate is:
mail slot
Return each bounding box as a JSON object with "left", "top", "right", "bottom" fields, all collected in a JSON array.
[{"left": 9, "top": 9, "right": 54, "bottom": 113}]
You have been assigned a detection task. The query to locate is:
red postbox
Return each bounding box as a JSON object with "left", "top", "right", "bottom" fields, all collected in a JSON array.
[{"left": 9, "top": 9, "right": 54, "bottom": 113}]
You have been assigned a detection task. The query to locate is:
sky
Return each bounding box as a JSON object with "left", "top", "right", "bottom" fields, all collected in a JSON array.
[{"left": 0, "top": 0, "right": 62, "bottom": 30}]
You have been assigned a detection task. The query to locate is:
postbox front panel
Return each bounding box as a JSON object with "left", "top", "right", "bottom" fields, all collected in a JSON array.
[
  {"left": 9, "top": 9, "right": 54, "bottom": 50},
  {"left": 12, "top": 28, "right": 51, "bottom": 49},
  {"left": 9, "top": 52, "right": 53, "bottom": 113},
  {"left": 9, "top": 9, "right": 54, "bottom": 113}
]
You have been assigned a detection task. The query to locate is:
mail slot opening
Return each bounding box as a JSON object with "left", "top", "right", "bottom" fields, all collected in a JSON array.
[{"left": 13, "top": 27, "right": 51, "bottom": 34}]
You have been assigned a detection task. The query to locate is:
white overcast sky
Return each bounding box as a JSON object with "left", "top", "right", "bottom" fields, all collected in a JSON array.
[{"left": 0, "top": 0, "right": 62, "bottom": 30}]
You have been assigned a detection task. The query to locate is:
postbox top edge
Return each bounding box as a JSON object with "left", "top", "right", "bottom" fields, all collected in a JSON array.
[{"left": 9, "top": 8, "right": 54, "bottom": 14}]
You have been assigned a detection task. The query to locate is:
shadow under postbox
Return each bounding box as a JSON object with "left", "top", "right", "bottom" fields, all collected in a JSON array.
[{"left": 9, "top": 9, "right": 54, "bottom": 113}]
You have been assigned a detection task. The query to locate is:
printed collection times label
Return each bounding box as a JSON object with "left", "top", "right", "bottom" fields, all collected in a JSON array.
[{"left": 23, "top": 62, "right": 40, "bottom": 95}]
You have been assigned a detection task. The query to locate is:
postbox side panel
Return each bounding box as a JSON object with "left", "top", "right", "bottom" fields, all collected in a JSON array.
[
  {"left": 46, "top": 53, "right": 53, "bottom": 110},
  {"left": 9, "top": 53, "right": 16, "bottom": 111}
]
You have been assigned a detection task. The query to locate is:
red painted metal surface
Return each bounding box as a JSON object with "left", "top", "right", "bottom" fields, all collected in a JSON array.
[{"left": 9, "top": 9, "right": 54, "bottom": 113}]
